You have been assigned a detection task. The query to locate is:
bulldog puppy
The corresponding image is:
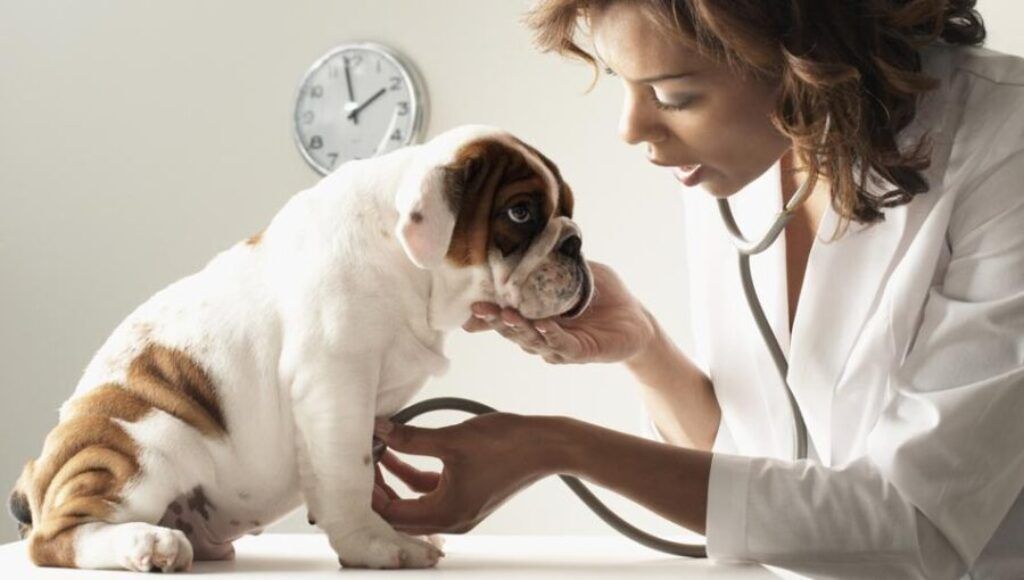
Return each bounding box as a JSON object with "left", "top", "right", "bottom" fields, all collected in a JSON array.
[{"left": 8, "top": 125, "right": 593, "bottom": 572}]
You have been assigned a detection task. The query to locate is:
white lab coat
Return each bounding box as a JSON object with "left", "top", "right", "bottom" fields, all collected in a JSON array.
[{"left": 644, "top": 43, "right": 1024, "bottom": 579}]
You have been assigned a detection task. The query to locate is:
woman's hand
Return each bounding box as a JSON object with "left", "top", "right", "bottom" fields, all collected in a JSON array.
[
  {"left": 370, "top": 413, "right": 564, "bottom": 535},
  {"left": 464, "top": 261, "right": 656, "bottom": 364}
]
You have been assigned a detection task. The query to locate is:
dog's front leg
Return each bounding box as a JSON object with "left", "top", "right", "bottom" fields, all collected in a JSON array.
[{"left": 290, "top": 357, "right": 443, "bottom": 569}]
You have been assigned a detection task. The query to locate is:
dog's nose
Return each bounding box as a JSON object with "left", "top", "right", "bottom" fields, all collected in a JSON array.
[{"left": 557, "top": 234, "right": 582, "bottom": 259}]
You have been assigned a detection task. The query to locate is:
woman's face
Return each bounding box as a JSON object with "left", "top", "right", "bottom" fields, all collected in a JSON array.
[{"left": 590, "top": 3, "right": 791, "bottom": 197}]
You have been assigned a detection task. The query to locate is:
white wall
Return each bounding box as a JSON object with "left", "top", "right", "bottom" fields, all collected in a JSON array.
[{"left": 1, "top": 0, "right": 1021, "bottom": 544}]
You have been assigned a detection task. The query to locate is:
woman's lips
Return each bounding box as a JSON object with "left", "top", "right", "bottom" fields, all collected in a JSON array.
[{"left": 672, "top": 164, "right": 705, "bottom": 187}]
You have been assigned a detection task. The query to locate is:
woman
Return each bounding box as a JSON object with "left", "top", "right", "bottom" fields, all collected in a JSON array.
[{"left": 372, "top": 1, "right": 1024, "bottom": 578}]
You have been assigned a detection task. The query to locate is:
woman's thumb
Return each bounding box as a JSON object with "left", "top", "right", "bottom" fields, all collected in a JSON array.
[{"left": 374, "top": 419, "right": 447, "bottom": 457}]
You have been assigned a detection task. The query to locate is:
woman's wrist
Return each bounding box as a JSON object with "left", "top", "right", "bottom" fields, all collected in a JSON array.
[
  {"left": 618, "top": 308, "right": 721, "bottom": 449},
  {"left": 518, "top": 413, "right": 712, "bottom": 534},
  {"left": 623, "top": 308, "right": 675, "bottom": 380},
  {"left": 517, "top": 414, "right": 589, "bottom": 477}
]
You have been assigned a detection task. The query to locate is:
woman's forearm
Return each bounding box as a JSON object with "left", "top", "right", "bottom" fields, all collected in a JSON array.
[
  {"left": 533, "top": 415, "right": 712, "bottom": 535},
  {"left": 625, "top": 309, "right": 721, "bottom": 450}
]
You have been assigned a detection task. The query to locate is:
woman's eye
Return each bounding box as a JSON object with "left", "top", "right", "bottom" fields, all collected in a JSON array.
[
  {"left": 652, "top": 91, "right": 697, "bottom": 111},
  {"left": 507, "top": 204, "right": 532, "bottom": 224}
]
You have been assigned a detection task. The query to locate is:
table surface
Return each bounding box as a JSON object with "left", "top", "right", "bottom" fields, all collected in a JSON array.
[{"left": 0, "top": 533, "right": 798, "bottom": 578}]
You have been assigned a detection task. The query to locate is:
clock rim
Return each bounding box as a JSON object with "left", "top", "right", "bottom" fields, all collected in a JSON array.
[{"left": 292, "top": 41, "right": 429, "bottom": 175}]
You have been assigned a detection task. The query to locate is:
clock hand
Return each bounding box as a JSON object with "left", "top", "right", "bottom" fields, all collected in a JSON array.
[
  {"left": 347, "top": 88, "right": 387, "bottom": 123},
  {"left": 344, "top": 58, "right": 356, "bottom": 101},
  {"left": 343, "top": 57, "right": 358, "bottom": 125}
]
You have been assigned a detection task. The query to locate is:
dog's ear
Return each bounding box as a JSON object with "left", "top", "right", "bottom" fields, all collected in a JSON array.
[
  {"left": 395, "top": 143, "right": 495, "bottom": 269},
  {"left": 394, "top": 163, "right": 458, "bottom": 269}
]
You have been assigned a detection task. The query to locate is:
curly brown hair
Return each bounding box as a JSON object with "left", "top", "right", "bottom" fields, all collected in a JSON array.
[{"left": 525, "top": 0, "right": 986, "bottom": 233}]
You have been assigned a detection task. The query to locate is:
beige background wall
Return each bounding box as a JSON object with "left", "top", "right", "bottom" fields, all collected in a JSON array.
[{"left": 1, "top": 0, "right": 1021, "bottom": 543}]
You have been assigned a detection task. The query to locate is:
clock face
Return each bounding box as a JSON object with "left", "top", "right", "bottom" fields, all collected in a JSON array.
[{"left": 294, "top": 43, "right": 426, "bottom": 174}]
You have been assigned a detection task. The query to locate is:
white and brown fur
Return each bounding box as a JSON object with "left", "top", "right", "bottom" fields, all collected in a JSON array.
[{"left": 8, "top": 125, "right": 592, "bottom": 571}]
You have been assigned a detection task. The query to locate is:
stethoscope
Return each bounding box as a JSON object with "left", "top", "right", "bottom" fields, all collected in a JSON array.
[{"left": 373, "top": 120, "right": 827, "bottom": 558}]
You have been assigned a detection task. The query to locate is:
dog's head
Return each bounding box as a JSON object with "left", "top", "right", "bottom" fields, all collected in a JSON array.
[{"left": 395, "top": 125, "right": 593, "bottom": 320}]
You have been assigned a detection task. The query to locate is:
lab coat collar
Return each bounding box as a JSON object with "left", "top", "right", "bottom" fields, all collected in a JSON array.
[
  {"left": 785, "top": 45, "right": 955, "bottom": 465},
  {"left": 709, "top": 46, "right": 955, "bottom": 464},
  {"left": 725, "top": 161, "right": 908, "bottom": 466}
]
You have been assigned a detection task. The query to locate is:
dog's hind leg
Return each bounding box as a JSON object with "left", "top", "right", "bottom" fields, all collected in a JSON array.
[{"left": 14, "top": 411, "right": 195, "bottom": 571}]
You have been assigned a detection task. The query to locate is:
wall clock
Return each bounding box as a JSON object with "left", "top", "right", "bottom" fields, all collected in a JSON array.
[{"left": 294, "top": 43, "right": 428, "bottom": 174}]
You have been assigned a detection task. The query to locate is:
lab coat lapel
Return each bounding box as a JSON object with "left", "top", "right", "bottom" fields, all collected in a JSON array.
[
  {"left": 785, "top": 46, "right": 952, "bottom": 465},
  {"left": 787, "top": 177, "right": 908, "bottom": 466},
  {"left": 711, "top": 44, "right": 950, "bottom": 464},
  {"left": 726, "top": 161, "right": 908, "bottom": 465}
]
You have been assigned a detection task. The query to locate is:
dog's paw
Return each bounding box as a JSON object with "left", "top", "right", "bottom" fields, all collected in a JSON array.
[
  {"left": 423, "top": 533, "right": 446, "bottom": 551},
  {"left": 329, "top": 520, "right": 443, "bottom": 569},
  {"left": 116, "top": 523, "right": 193, "bottom": 572}
]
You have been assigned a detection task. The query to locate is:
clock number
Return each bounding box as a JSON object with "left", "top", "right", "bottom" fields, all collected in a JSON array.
[
  {"left": 389, "top": 76, "right": 402, "bottom": 91},
  {"left": 397, "top": 102, "right": 409, "bottom": 116},
  {"left": 327, "top": 152, "right": 339, "bottom": 167},
  {"left": 309, "top": 135, "right": 323, "bottom": 150},
  {"left": 346, "top": 55, "right": 363, "bottom": 68},
  {"left": 310, "top": 85, "right": 324, "bottom": 98},
  {"left": 302, "top": 110, "right": 314, "bottom": 124},
  {"left": 390, "top": 128, "right": 403, "bottom": 142}
]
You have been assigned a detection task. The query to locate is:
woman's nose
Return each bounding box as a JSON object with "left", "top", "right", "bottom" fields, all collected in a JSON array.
[{"left": 618, "top": 89, "right": 666, "bottom": 146}]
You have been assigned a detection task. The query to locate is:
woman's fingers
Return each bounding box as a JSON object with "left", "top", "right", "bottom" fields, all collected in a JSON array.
[
  {"left": 380, "top": 449, "right": 441, "bottom": 493},
  {"left": 498, "top": 308, "right": 549, "bottom": 349},
  {"left": 462, "top": 317, "right": 491, "bottom": 332},
  {"left": 378, "top": 493, "right": 451, "bottom": 533},
  {"left": 533, "top": 320, "right": 582, "bottom": 359},
  {"left": 466, "top": 306, "right": 547, "bottom": 351},
  {"left": 463, "top": 302, "right": 580, "bottom": 362},
  {"left": 542, "top": 352, "right": 568, "bottom": 365},
  {"left": 374, "top": 463, "right": 400, "bottom": 498},
  {"left": 374, "top": 420, "right": 451, "bottom": 459},
  {"left": 470, "top": 302, "right": 501, "bottom": 322},
  {"left": 393, "top": 523, "right": 451, "bottom": 536},
  {"left": 372, "top": 464, "right": 400, "bottom": 514},
  {"left": 463, "top": 302, "right": 504, "bottom": 333}
]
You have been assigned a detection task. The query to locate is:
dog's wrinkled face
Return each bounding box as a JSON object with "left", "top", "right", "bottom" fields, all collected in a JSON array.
[
  {"left": 445, "top": 136, "right": 591, "bottom": 319},
  {"left": 396, "top": 126, "right": 593, "bottom": 319}
]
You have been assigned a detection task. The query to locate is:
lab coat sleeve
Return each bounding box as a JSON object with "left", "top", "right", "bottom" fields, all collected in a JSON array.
[{"left": 706, "top": 150, "right": 1024, "bottom": 579}]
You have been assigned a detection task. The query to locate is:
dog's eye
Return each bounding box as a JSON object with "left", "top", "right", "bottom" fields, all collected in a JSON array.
[{"left": 507, "top": 203, "right": 532, "bottom": 224}]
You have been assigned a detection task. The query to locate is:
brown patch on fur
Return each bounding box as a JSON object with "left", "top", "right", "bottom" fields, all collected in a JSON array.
[
  {"left": 16, "top": 414, "right": 141, "bottom": 567},
  {"left": 13, "top": 343, "right": 227, "bottom": 568},
  {"left": 127, "top": 344, "right": 228, "bottom": 436},
  {"left": 512, "top": 137, "right": 574, "bottom": 219},
  {"left": 245, "top": 229, "right": 264, "bottom": 245},
  {"left": 28, "top": 526, "right": 77, "bottom": 568},
  {"left": 444, "top": 139, "right": 556, "bottom": 266},
  {"left": 64, "top": 384, "right": 151, "bottom": 425},
  {"left": 62, "top": 344, "right": 227, "bottom": 437}
]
